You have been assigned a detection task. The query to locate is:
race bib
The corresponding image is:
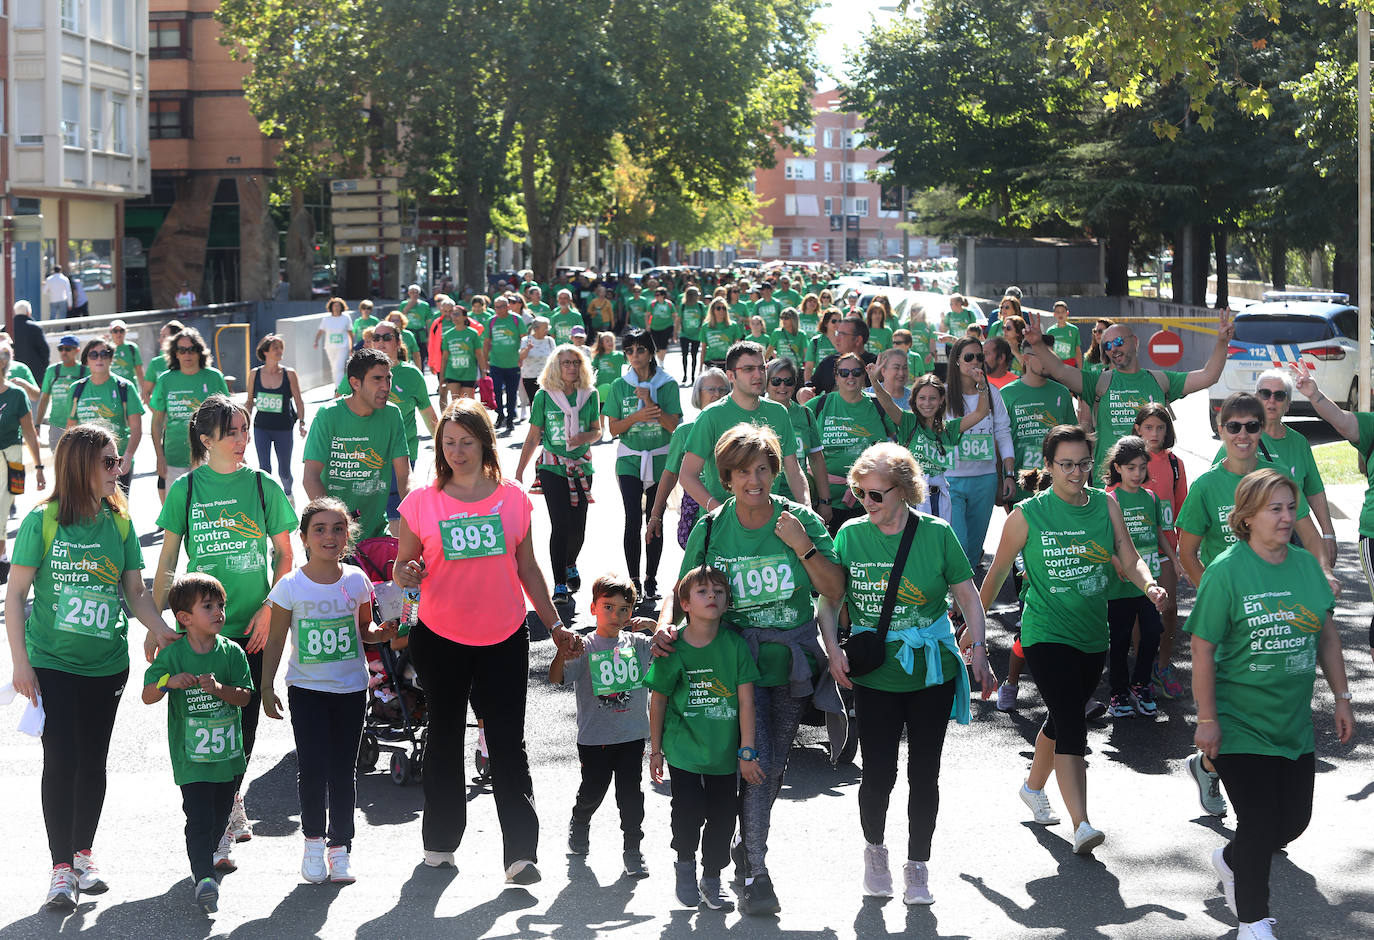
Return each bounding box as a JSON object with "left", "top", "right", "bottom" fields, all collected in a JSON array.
[
  {"left": 257, "top": 392, "right": 283, "bottom": 413},
  {"left": 439, "top": 513, "right": 506, "bottom": 560},
  {"left": 729, "top": 554, "right": 795, "bottom": 609},
  {"left": 298, "top": 615, "right": 358, "bottom": 665},
  {"left": 455, "top": 351, "right": 472, "bottom": 369},
  {"left": 329, "top": 333, "right": 346, "bottom": 345},
  {"left": 55, "top": 585, "right": 118, "bottom": 638},
  {"left": 958, "top": 432, "right": 994, "bottom": 462},
  {"left": 185, "top": 713, "right": 242, "bottom": 763},
  {"left": 589, "top": 647, "right": 643, "bottom": 696}
]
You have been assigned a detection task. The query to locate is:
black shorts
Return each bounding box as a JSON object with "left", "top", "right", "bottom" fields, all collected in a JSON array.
[
  {"left": 445, "top": 379, "right": 477, "bottom": 391},
  {"left": 650, "top": 327, "right": 673, "bottom": 349}
]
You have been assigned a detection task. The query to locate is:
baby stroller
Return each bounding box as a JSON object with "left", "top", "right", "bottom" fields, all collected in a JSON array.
[{"left": 350, "top": 536, "right": 429, "bottom": 786}]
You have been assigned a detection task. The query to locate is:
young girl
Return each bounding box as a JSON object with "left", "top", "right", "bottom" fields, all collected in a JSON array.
[
  {"left": 592, "top": 332, "right": 625, "bottom": 436},
  {"left": 1133, "top": 403, "right": 1189, "bottom": 699},
  {"left": 260, "top": 498, "right": 396, "bottom": 885},
  {"left": 1103, "top": 436, "right": 1178, "bottom": 718}
]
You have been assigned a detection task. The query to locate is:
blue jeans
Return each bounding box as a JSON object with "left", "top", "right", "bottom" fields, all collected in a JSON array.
[
  {"left": 254, "top": 426, "right": 295, "bottom": 496},
  {"left": 49, "top": 300, "right": 68, "bottom": 320},
  {"left": 948, "top": 472, "right": 998, "bottom": 567},
  {"left": 490, "top": 365, "right": 521, "bottom": 423}
]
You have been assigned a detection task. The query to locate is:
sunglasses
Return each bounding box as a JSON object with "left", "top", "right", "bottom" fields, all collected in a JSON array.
[
  {"left": 851, "top": 483, "right": 897, "bottom": 503},
  {"left": 1223, "top": 420, "right": 1262, "bottom": 434},
  {"left": 1255, "top": 388, "right": 1289, "bottom": 402},
  {"left": 769, "top": 376, "right": 796, "bottom": 387},
  {"left": 625, "top": 346, "right": 650, "bottom": 356},
  {"left": 103, "top": 455, "right": 123, "bottom": 471},
  {"left": 1102, "top": 336, "right": 1128, "bottom": 351},
  {"left": 373, "top": 333, "right": 397, "bottom": 341},
  {"left": 110, "top": 328, "right": 125, "bottom": 334},
  {"left": 961, "top": 353, "right": 984, "bottom": 363},
  {"left": 175, "top": 345, "right": 198, "bottom": 353},
  {"left": 88, "top": 349, "right": 114, "bottom": 360},
  {"left": 836, "top": 367, "right": 865, "bottom": 378}
]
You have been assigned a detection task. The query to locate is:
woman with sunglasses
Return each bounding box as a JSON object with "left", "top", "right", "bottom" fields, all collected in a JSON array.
[
  {"left": 1176, "top": 391, "right": 1334, "bottom": 818},
  {"left": 150, "top": 329, "right": 231, "bottom": 495},
  {"left": 804, "top": 309, "right": 842, "bottom": 385},
  {"left": 106, "top": 321, "right": 144, "bottom": 387},
  {"left": 697, "top": 299, "right": 742, "bottom": 374},
  {"left": 604, "top": 330, "right": 681, "bottom": 601},
  {"left": 980, "top": 425, "right": 1167, "bottom": 855},
  {"left": 944, "top": 337, "right": 1015, "bottom": 568},
  {"left": 809, "top": 351, "right": 900, "bottom": 534},
  {"left": 6, "top": 425, "right": 177, "bottom": 910},
  {"left": 765, "top": 357, "right": 828, "bottom": 520},
  {"left": 767, "top": 309, "right": 807, "bottom": 366},
  {"left": 820, "top": 443, "right": 996, "bottom": 904},
  {"left": 344, "top": 325, "right": 437, "bottom": 479},
  {"left": 1082, "top": 318, "right": 1115, "bottom": 366},
  {"left": 645, "top": 369, "right": 730, "bottom": 550},
  {"left": 727, "top": 284, "right": 754, "bottom": 325},
  {"left": 67, "top": 338, "right": 145, "bottom": 494}
]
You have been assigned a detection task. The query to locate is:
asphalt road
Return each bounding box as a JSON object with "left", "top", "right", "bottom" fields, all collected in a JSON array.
[{"left": 0, "top": 359, "right": 1370, "bottom": 939}]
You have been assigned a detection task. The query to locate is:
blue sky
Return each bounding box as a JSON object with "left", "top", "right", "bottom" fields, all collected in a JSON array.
[{"left": 813, "top": 0, "right": 903, "bottom": 88}]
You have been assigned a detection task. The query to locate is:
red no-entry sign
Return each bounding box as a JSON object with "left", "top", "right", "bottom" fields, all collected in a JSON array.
[
  {"left": 811, "top": 241, "right": 822, "bottom": 253},
  {"left": 1147, "top": 329, "right": 1184, "bottom": 367}
]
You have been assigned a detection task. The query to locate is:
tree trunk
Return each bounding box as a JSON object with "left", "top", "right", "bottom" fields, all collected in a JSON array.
[
  {"left": 286, "top": 188, "right": 315, "bottom": 302},
  {"left": 1172, "top": 227, "right": 1188, "bottom": 304},
  {"left": 463, "top": 179, "right": 490, "bottom": 294},
  {"left": 1270, "top": 231, "right": 1287, "bottom": 292},
  {"left": 520, "top": 135, "right": 575, "bottom": 283},
  {"left": 1190, "top": 223, "right": 1211, "bottom": 307},
  {"left": 1213, "top": 228, "right": 1229, "bottom": 309},
  {"left": 148, "top": 175, "right": 218, "bottom": 309},
  {"left": 1333, "top": 249, "right": 1357, "bottom": 298},
  {"left": 237, "top": 174, "right": 278, "bottom": 302},
  {"left": 1104, "top": 213, "right": 1132, "bottom": 296}
]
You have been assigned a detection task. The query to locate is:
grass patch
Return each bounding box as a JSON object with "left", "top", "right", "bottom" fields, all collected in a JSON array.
[{"left": 1313, "top": 440, "right": 1365, "bottom": 485}]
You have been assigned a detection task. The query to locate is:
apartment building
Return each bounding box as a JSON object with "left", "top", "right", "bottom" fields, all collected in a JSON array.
[{"left": 4, "top": 0, "right": 150, "bottom": 318}]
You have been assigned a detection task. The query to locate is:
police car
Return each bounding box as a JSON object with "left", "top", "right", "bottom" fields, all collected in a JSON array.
[{"left": 1210, "top": 291, "right": 1370, "bottom": 431}]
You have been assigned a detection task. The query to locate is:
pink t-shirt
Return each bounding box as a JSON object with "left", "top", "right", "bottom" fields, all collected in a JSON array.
[{"left": 398, "top": 478, "right": 532, "bottom": 645}]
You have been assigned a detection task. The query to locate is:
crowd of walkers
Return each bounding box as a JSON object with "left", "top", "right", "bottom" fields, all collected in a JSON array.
[{"left": 2, "top": 270, "right": 1366, "bottom": 939}]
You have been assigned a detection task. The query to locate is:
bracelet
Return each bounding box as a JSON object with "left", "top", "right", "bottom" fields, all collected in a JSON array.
[
  {"left": 1196, "top": 717, "right": 1216, "bottom": 723},
  {"left": 802, "top": 545, "right": 818, "bottom": 561},
  {"left": 1337, "top": 691, "right": 1354, "bottom": 701},
  {"left": 1321, "top": 534, "right": 1336, "bottom": 541},
  {"left": 971, "top": 641, "right": 985, "bottom": 649},
  {"left": 34, "top": 464, "right": 43, "bottom": 470},
  {"left": 650, "top": 750, "right": 663, "bottom": 757},
  {"left": 817, "top": 498, "right": 832, "bottom": 505}
]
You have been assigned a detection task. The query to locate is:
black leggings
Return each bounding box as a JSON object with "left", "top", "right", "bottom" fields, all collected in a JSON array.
[
  {"left": 1021, "top": 642, "right": 1106, "bottom": 756},
  {"left": 679, "top": 338, "right": 700, "bottom": 379},
  {"left": 35, "top": 667, "right": 127, "bottom": 866},
  {"left": 228, "top": 635, "right": 263, "bottom": 794},
  {"left": 288, "top": 686, "right": 367, "bottom": 849},
  {"left": 667, "top": 765, "right": 736, "bottom": 875},
  {"left": 522, "top": 377, "right": 539, "bottom": 406},
  {"left": 1214, "top": 752, "right": 1315, "bottom": 922},
  {"left": 825, "top": 502, "right": 865, "bottom": 536},
  {"left": 1107, "top": 595, "right": 1162, "bottom": 695},
  {"left": 572, "top": 740, "right": 645, "bottom": 850},
  {"left": 617, "top": 475, "right": 661, "bottom": 585},
  {"left": 181, "top": 781, "right": 236, "bottom": 882},
  {"left": 854, "top": 679, "right": 956, "bottom": 861},
  {"left": 537, "top": 468, "right": 588, "bottom": 583}
]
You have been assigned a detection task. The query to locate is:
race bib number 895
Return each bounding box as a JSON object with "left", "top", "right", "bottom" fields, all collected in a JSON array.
[{"left": 298, "top": 616, "right": 358, "bottom": 665}]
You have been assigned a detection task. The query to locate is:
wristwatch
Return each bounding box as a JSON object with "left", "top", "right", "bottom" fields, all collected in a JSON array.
[
  {"left": 1337, "top": 691, "right": 1354, "bottom": 701},
  {"left": 817, "top": 498, "right": 832, "bottom": 506},
  {"left": 802, "top": 545, "right": 818, "bottom": 561},
  {"left": 737, "top": 746, "right": 758, "bottom": 762}
]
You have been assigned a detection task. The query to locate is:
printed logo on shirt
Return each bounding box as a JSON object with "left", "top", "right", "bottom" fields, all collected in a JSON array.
[
  {"left": 1245, "top": 597, "right": 1323, "bottom": 635},
  {"left": 80, "top": 552, "right": 120, "bottom": 584},
  {"left": 897, "top": 576, "right": 927, "bottom": 606},
  {"left": 1040, "top": 531, "right": 1111, "bottom": 594},
  {"left": 327, "top": 437, "right": 389, "bottom": 494},
  {"left": 48, "top": 538, "right": 120, "bottom": 586}
]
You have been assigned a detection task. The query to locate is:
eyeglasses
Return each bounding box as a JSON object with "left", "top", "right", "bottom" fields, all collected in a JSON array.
[
  {"left": 102, "top": 455, "right": 123, "bottom": 471},
  {"left": 770, "top": 376, "right": 796, "bottom": 387},
  {"left": 89, "top": 349, "right": 114, "bottom": 360},
  {"left": 961, "top": 353, "right": 984, "bottom": 363},
  {"left": 700, "top": 386, "right": 729, "bottom": 395},
  {"left": 851, "top": 483, "right": 897, "bottom": 503},
  {"left": 1053, "top": 459, "right": 1095, "bottom": 473},
  {"left": 1255, "top": 388, "right": 1289, "bottom": 402},
  {"left": 175, "top": 345, "right": 197, "bottom": 353},
  {"left": 1223, "top": 420, "right": 1262, "bottom": 434},
  {"left": 1102, "top": 336, "right": 1127, "bottom": 351},
  {"left": 836, "top": 366, "right": 865, "bottom": 378}
]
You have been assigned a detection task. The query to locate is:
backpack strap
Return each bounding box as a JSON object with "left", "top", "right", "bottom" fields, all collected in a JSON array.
[
  {"left": 1094, "top": 366, "right": 1172, "bottom": 406},
  {"left": 42, "top": 499, "right": 130, "bottom": 556},
  {"left": 1167, "top": 451, "right": 1180, "bottom": 488},
  {"left": 874, "top": 510, "right": 920, "bottom": 645}
]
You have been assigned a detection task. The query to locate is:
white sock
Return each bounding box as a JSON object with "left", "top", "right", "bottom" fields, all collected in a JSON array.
[{"left": 744, "top": 876, "right": 754, "bottom": 886}]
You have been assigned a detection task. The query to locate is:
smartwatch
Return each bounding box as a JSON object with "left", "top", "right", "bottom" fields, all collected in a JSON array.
[{"left": 737, "top": 746, "right": 758, "bottom": 762}]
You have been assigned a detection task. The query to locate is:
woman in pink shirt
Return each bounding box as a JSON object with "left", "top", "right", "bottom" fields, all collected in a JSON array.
[{"left": 394, "top": 399, "right": 579, "bottom": 885}]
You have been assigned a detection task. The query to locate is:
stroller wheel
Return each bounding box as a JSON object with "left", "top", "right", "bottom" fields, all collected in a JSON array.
[
  {"left": 390, "top": 751, "right": 410, "bottom": 786},
  {"left": 410, "top": 748, "right": 424, "bottom": 785},
  {"left": 358, "top": 734, "right": 380, "bottom": 773}
]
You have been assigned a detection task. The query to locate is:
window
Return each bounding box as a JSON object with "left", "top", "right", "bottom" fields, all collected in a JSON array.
[
  {"left": 851, "top": 129, "right": 866, "bottom": 149},
  {"left": 90, "top": 88, "right": 106, "bottom": 149},
  {"left": 823, "top": 163, "right": 833, "bottom": 182},
  {"left": 111, "top": 95, "right": 128, "bottom": 152},
  {"left": 784, "top": 194, "right": 797, "bottom": 216},
  {"left": 845, "top": 162, "right": 868, "bottom": 182},
  {"left": 89, "top": 0, "right": 102, "bottom": 37},
  {"left": 16, "top": 2, "right": 43, "bottom": 26},
  {"left": 68, "top": 239, "right": 115, "bottom": 292},
  {"left": 845, "top": 197, "right": 870, "bottom": 216},
  {"left": 783, "top": 159, "right": 815, "bottom": 181},
  {"left": 788, "top": 125, "right": 815, "bottom": 148},
  {"left": 150, "top": 18, "right": 188, "bottom": 57},
  {"left": 842, "top": 131, "right": 852, "bottom": 150},
  {"left": 790, "top": 238, "right": 805, "bottom": 257},
  {"left": 794, "top": 195, "right": 819, "bottom": 216},
  {"left": 150, "top": 98, "right": 191, "bottom": 138},
  {"left": 111, "top": 0, "right": 127, "bottom": 44},
  {"left": 16, "top": 80, "right": 42, "bottom": 144},
  {"left": 823, "top": 197, "right": 834, "bottom": 215},
  {"left": 61, "top": 0, "right": 78, "bottom": 30},
  {"left": 823, "top": 128, "right": 835, "bottom": 149},
  {"left": 62, "top": 83, "right": 81, "bottom": 147}
]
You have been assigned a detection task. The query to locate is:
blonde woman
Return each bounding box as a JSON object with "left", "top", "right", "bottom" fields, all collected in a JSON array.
[{"left": 515, "top": 345, "right": 600, "bottom": 603}]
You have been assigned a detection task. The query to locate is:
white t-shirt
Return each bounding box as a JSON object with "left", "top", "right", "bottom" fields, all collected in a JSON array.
[
  {"left": 319, "top": 313, "right": 353, "bottom": 350},
  {"left": 520, "top": 333, "right": 557, "bottom": 379},
  {"left": 267, "top": 564, "right": 374, "bottom": 693}
]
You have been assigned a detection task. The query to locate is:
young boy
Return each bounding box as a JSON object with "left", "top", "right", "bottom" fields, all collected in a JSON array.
[
  {"left": 143, "top": 573, "right": 253, "bottom": 914},
  {"left": 646, "top": 566, "right": 763, "bottom": 912},
  {"left": 549, "top": 574, "right": 653, "bottom": 878}
]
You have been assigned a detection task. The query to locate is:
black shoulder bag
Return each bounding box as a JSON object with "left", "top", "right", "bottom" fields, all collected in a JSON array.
[{"left": 842, "top": 510, "right": 919, "bottom": 678}]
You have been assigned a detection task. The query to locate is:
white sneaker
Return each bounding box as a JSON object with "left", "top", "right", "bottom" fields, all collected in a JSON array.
[
  {"left": 73, "top": 850, "right": 108, "bottom": 894},
  {"left": 45, "top": 865, "right": 77, "bottom": 910},
  {"left": 862, "top": 843, "right": 893, "bottom": 897},
  {"left": 1211, "top": 846, "right": 1237, "bottom": 915},
  {"left": 213, "top": 831, "right": 237, "bottom": 873},
  {"left": 902, "top": 860, "right": 934, "bottom": 905},
  {"left": 228, "top": 793, "right": 252, "bottom": 842},
  {"left": 327, "top": 845, "right": 356, "bottom": 884},
  {"left": 1019, "top": 783, "right": 1061, "bottom": 825},
  {"left": 423, "top": 850, "right": 456, "bottom": 868},
  {"left": 1072, "top": 821, "right": 1105, "bottom": 855},
  {"left": 1238, "top": 918, "right": 1278, "bottom": 939},
  {"left": 301, "top": 837, "right": 327, "bottom": 884}
]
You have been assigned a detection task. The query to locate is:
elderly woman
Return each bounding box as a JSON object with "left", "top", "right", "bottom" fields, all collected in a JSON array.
[
  {"left": 1188, "top": 469, "right": 1352, "bottom": 940},
  {"left": 821, "top": 443, "right": 995, "bottom": 905},
  {"left": 656, "top": 423, "right": 844, "bottom": 917},
  {"left": 874, "top": 347, "right": 911, "bottom": 410},
  {"left": 646, "top": 369, "right": 730, "bottom": 550},
  {"left": 807, "top": 351, "right": 900, "bottom": 534}
]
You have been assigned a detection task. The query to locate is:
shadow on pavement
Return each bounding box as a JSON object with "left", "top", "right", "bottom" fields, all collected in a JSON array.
[
  {"left": 0, "top": 880, "right": 211, "bottom": 940},
  {"left": 510, "top": 854, "right": 654, "bottom": 938},
  {"left": 226, "top": 882, "right": 338, "bottom": 938},
  {"left": 854, "top": 895, "right": 972, "bottom": 939},
  {"left": 355, "top": 862, "right": 538, "bottom": 938},
  {"left": 242, "top": 751, "right": 302, "bottom": 838}
]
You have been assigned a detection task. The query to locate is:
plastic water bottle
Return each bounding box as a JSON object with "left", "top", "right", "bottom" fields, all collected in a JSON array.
[{"left": 402, "top": 587, "right": 421, "bottom": 629}]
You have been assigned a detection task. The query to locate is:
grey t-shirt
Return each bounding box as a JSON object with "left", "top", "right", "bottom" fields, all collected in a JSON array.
[{"left": 559, "top": 630, "right": 652, "bottom": 746}]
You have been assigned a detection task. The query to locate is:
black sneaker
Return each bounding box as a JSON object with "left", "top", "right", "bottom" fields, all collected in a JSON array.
[
  {"left": 740, "top": 872, "right": 781, "bottom": 916},
  {"left": 622, "top": 850, "right": 649, "bottom": 879},
  {"left": 698, "top": 876, "right": 733, "bottom": 911},
  {"left": 642, "top": 579, "right": 661, "bottom": 602},
  {"left": 568, "top": 819, "right": 590, "bottom": 855},
  {"left": 730, "top": 840, "right": 748, "bottom": 885},
  {"left": 674, "top": 860, "right": 699, "bottom": 907},
  {"left": 565, "top": 567, "right": 582, "bottom": 592}
]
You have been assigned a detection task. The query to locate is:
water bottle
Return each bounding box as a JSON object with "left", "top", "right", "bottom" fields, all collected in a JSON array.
[{"left": 402, "top": 586, "right": 421, "bottom": 632}]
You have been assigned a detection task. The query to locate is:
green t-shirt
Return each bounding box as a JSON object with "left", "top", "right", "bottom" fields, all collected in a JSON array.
[
  {"left": 626, "top": 296, "right": 649, "bottom": 329},
  {"left": 527, "top": 301, "right": 553, "bottom": 321},
  {"left": 151, "top": 368, "right": 231, "bottom": 468},
  {"left": 729, "top": 301, "right": 754, "bottom": 324},
  {"left": 768, "top": 328, "right": 806, "bottom": 366},
  {"left": 0, "top": 385, "right": 29, "bottom": 447},
  {"left": 157, "top": 466, "right": 296, "bottom": 636},
  {"left": 699, "top": 322, "right": 743, "bottom": 362},
  {"left": 352, "top": 315, "right": 380, "bottom": 341},
  {"left": 776, "top": 399, "right": 820, "bottom": 502},
  {"left": 908, "top": 321, "right": 937, "bottom": 369},
  {"left": 550, "top": 310, "right": 584, "bottom": 344},
  {"left": 1018, "top": 487, "right": 1115, "bottom": 652},
  {"left": 441, "top": 325, "right": 482, "bottom": 382},
  {"left": 1353, "top": 412, "right": 1374, "bottom": 536},
  {"left": 485, "top": 314, "right": 524, "bottom": 370},
  {"left": 146, "top": 354, "right": 169, "bottom": 386},
  {"left": 897, "top": 418, "right": 962, "bottom": 479},
  {"left": 145, "top": 636, "right": 253, "bottom": 785},
  {"left": 1047, "top": 324, "right": 1081, "bottom": 361},
  {"left": 1081, "top": 365, "right": 1188, "bottom": 471},
  {"left": 1176, "top": 458, "right": 1311, "bottom": 568},
  {"left": 593, "top": 352, "right": 627, "bottom": 391},
  {"left": 40, "top": 363, "right": 88, "bottom": 428},
  {"left": 806, "top": 392, "right": 893, "bottom": 499},
  {"left": 679, "top": 302, "right": 707, "bottom": 336},
  {"left": 604, "top": 376, "right": 681, "bottom": 479},
  {"left": 798, "top": 310, "right": 821, "bottom": 335},
  {"left": 1210, "top": 430, "right": 1324, "bottom": 499},
  {"left": 399, "top": 329, "right": 420, "bottom": 363},
  {"left": 775, "top": 289, "right": 802, "bottom": 309},
  {"left": 111, "top": 342, "right": 142, "bottom": 383},
  {"left": 806, "top": 334, "right": 836, "bottom": 366},
  {"left": 645, "top": 628, "right": 761, "bottom": 775},
  {"left": 648, "top": 301, "right": 675, "bottom": 331},
  {"left": 944, "top": 308, "right": 976, "bottom": 336},
  {"left": 336, "top": 363, "right": 430, "bottom": 461},
  {"left": 665, "top": 418, "right": 697, "bottom": 476},
  {"left": 753, "top": 300, "right": 782, "bottom": 332},
  {"left": 835, "top": 514, "right": 970, "bottom": 692},
  {"left": 400, "top": 299, "right": 432, "bottom": 332},
  {"left": 1000, "top": 379, "right": 1077, "bottom": 501},
  {"left": 1106, "top": 485, "right": 1161, "bottom": 599},
  {"left": 13, "top": 504, "right": 142, "bottom": 677},
  {"left": 686, "top": 396, "right": 796, "bottom": 504},
  {"left": 10, "top": 361, "right": 36, "bottom": 387},
  {"left": 1186, "top": 541, "right": 1334, "bottom": 758},
  {"left": 864, "top": 326, "right": 893, "bottom": 356},
  {"left": 302, "top": 399, "right": 409, "bottom": 539},
  {"left": 530, "top": 388, "right": 601, "bottom": 475},
  {"left": 679, "top": 497, "right": 836, "bottom": 686},
  {"left": 69, "top": 375, "right": 145, "bottom": 451}
]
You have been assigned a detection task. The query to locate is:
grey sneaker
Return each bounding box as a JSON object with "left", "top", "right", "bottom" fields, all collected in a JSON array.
[
  {"left": 1019, "top": 783, "right": 1061, "bottom": 825},
  {"left": 622, "top": 850, "right": 649, "bottom": 879},
  {"left": 902, "top": 860, "right": 934, "bottom": 905},
  {"left": 698, "top": 876, "right": 733, "bottom": 911},
  {"left": 72, "top": 850, "right": 108, "bottom": 894},
  {"left": 996, "top": 682, "right": 1018, "bottom": 712},
  {"left": 1238, "top": 918, "right": 1277, "bottom": 939},
  {"left": 194, "top": 876, "right": 219, "bottom": 914},
  {"left": 862, "top": 843, "right": 893, "bottom": 897},
  {"left": 674, "top": 860, "right": 699, "bottom": 907},
  {"left": 1186, "top": 752, "right": 1228, "bottom": 817},
  {"left": 1211, "top": 846, "right": 1237, "bottom": 916}
]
